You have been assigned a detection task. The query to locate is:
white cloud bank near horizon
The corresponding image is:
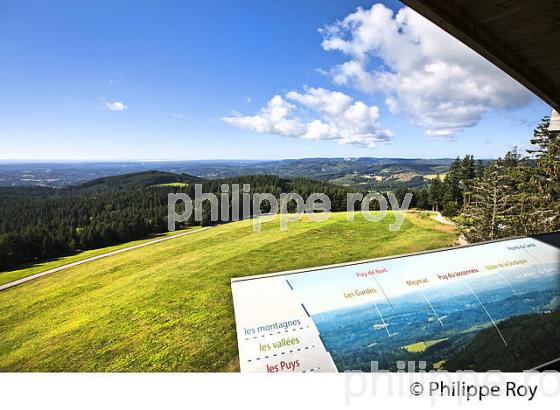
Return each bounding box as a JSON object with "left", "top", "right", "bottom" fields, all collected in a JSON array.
[
  {"left": 320, "top": 3, "right": 532, "bottom": 138},
  {"left": 223, "top": 87, "right": 393, "bottom": 148},
  {"left": 223, "top": 3, "right": 533, "bottom": 146}
]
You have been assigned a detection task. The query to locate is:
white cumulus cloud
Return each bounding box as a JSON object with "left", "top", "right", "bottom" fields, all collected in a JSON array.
[
  {"left": 320, "top": 3, "right": 532, "bottom": 137},
  {"left": 105, "top": 101, "right": 127, "bottom": 111},
  {"left": 222, "top": 87, "right": 392, "bottom": 148}
]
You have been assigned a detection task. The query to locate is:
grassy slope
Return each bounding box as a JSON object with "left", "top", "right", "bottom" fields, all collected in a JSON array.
[
  {"left": 0, "top": 227, "right": 197, "bottom": 286},
  {"left": 403, "top": 338, "right": 447, "bottom": 353},
  {"left": 152, "top": 182, "right": 189, "bottom": 187},
  {"left": 0, "top": 211, "right": 457, "bottom": 371}
]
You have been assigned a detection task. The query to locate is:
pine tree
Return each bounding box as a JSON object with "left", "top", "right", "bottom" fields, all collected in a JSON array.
[
  {"left": 506, "top": 164, "right": 553, "bottom": 236},
  {"left": 475, "top": 160, "right": 486, "bottom": 178},
  {"left": 525, "top": 116, "right": 560, "bottom": 231},
  {"left": 441, "top": 157, "right": 463, "bottom": 216},
  {"left": 461, "top": 155, "right": 476, "bottom": 180},
  {"left": 461, "top": 160, "right": 516, "bottom": 242},
  {"left": 428, "top": 176, "right": 443, "bottom": 212},
  {"left": 503, "top": 146, "right": 521, "bottom": 168}
]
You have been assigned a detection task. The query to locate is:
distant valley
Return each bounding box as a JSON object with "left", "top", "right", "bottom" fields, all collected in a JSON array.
[{"left": 0, "top": 157, "right": 454, "bottom": 189}]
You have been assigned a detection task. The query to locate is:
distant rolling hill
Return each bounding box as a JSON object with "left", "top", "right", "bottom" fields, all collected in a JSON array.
[
  {"left": 0, "top": 158, "right": 456, "bottom": 189},
  {"left": 445, "top": 311, "right": 560, "bottom": 371},
  {"left": 236, "top": 157, "right": 454, "bottom": 190},
  {"left": 75, "top": 170, "right": 204, "bottom": 191}
]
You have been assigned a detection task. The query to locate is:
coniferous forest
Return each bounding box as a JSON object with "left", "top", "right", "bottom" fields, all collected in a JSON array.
[
  {"left": 0, "top": 173, "right": 353, "bottom": 270},
  {"left": 409, "top": 116, "right": 559, "bottom": 241}
]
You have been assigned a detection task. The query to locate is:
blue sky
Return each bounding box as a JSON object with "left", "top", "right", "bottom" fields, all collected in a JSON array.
[{"left": 0, "top": 0, "right": 551, "bottom": 161}]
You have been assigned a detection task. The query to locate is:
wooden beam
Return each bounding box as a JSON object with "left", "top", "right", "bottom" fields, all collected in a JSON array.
[{"left": 401, "top": 0, "right": 560, "bottom": 111}]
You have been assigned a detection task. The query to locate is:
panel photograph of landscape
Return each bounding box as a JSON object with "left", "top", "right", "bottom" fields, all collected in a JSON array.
[
  {"left": 293, "top": 243, "right": 560, "bottom": 372},
  {"left": 313, "top": 275, "right": 560, "bottom": 372}
]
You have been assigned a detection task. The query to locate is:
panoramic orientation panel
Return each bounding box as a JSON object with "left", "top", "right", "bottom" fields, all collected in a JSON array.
[{"left": 232, "top": 236, "right": 560, "bottom": 372}]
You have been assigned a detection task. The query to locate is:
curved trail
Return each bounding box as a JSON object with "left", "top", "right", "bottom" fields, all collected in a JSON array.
[
  {"left": 429, "top": 211, "right": 468, "bottom": 246},
  {"left": 0, "top": 227, "right": 212, "bottom": 292}
]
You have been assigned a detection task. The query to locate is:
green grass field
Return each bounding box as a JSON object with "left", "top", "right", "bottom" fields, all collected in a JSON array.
[
  {"left": 0, "top": 211, "right": 457, "bottom": 371},
  {"left": 403, "top": 338, "right": 448, "bottom": 353},
  {"left": 423, "top": 173, "right": 447, "bottom": 181},
  {"left": 152, "top": 182, "right": 189, "bottom": 187},
  {"left": 0, "top": 227, "right": 197, "bottom": 286}
]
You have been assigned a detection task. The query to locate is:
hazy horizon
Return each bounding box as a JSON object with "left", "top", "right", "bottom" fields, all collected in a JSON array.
[{"left": 0, "top": 155, "right": 492, "bottom": 164}]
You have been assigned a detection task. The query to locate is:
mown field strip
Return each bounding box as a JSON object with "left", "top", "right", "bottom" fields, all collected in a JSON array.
[{"left": 0, "top": 227, "right": 212, "bottom": 292}]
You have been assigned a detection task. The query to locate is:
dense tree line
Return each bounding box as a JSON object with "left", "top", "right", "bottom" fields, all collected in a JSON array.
[
  {"left": 399, "top": 117, "right": 559, "bottom": 242},
  {"left": 0, "top": 173, "right": 355, "bottom": 270},
  {"left": 460, "top": 117, "right": 559, "bottom": 241},
  {"left": 0, "top": 185, "right": 176, "bottom": 269}
]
